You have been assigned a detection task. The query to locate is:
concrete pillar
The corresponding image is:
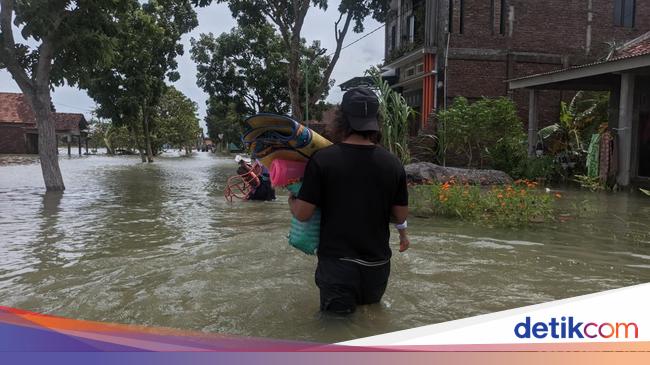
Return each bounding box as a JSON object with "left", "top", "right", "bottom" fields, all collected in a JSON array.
[
  {"left": 528, "top": 89, "right": 539, "bottom": 157},
  {"left": 617, "top": 73, "right": 635, "bottom": 187}
]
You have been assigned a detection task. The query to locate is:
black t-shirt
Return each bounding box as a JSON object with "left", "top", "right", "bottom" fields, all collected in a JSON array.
[{"left": 298, "top": 143, "right": 408, "bottom": 262}]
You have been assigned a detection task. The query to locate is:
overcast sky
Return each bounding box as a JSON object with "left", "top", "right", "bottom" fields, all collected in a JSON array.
[{"left": 0, "top": 2, "right": 385, "bottom": 131}]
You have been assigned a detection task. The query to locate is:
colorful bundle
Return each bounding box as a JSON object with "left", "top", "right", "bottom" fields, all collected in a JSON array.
[{"left": 241, "top": 114, "right": 331, "bottom": 255}]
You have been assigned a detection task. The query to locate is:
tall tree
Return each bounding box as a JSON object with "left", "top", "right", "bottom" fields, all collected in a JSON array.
[
  {"left": 191, "top": 23, "right": 292, "bottom": 115},
  {"left": 194, "top": 0, "right": 387, "bottom": 121},
  {"left": 0, "top": 0, "right": 136, "bottom": 191},
  {"left": 81, "top": 0, "right": 198, "bottom": 163},
  {"left": 151, "top": 87, "right": 201, "bottom": 154},
  {"left": 204, "top": 97, "right": 244, "bottom": 150},
  {"left": 190, "top": 22, "right": 332, "bottom": 117}
]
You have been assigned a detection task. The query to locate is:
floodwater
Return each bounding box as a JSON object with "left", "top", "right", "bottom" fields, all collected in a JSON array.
[{"left": 0, "top": 152, "right": 649, "bottom": 343}]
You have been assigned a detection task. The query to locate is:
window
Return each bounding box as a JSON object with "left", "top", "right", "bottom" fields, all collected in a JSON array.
[
  {"left": 449, "top": 0, "right": 465, "bottom": 34},
  {"left": 390, "top": 25, "right": 396, "bottom": 50},
  {"left": 448, "top": 1, "right": 454, "bottom": 33},
  {"left": 459, "top": 0, "right": 465, "bottom": 34},
  {"left": 407, "top": 15, "right": 415, "bottom": 43},
  {"left": 614, "top": 0, "right": 636, "bottom": 28},
  {"left": 406, "top": 67, "right": 415, "bottom": 77},
  {"left": 499, "top": 0, "right": 507, "bottom": 35},
  {"left": 416, "top": 63, "right": 424, "bottom": 74}
]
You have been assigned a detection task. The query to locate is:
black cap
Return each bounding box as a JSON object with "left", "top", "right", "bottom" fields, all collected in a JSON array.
[{"left": 341, "top": 87, "right": 380, "bottom": 132}]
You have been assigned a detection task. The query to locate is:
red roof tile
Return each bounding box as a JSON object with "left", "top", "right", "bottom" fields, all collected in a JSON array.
[
  {"left": 613, "top": 32, "right": 650, "bottom": 59},
  {"left": 0, "top": 92, "right": 87, "bottom": 132},
  {"left": 0, "top": 93, "right": 36, "bottom": 124}
]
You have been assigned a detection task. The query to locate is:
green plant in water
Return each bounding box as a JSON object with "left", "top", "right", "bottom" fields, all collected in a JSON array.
[
  {"left": 368, "top": 67, "right": 414, "bottom": 165},
  {"left": 573, "top": 175, "right": 605, "bottom": 191},
  {"left": 410, "top": 179, "right": 556, "bottom": 227}
]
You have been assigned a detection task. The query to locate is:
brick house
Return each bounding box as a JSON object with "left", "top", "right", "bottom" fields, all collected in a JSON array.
[
  {"left": 383, "top": 0, "right": 650, "bottom": 131},
  {"left": 0, "top": 92, "right": 88, "bottom": 155}
]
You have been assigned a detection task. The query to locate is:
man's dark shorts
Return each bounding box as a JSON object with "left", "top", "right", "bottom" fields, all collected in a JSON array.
[{"left": 315, "top": 256, "right": 390, "bottom": 314}]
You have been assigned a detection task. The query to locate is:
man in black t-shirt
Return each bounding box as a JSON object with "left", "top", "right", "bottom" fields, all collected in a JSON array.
[{"left": 288, "top": 87, "right": 409, "bottom": 314}]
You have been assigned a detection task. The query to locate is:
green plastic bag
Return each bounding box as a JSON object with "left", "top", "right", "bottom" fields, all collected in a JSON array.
[{"left": 287, "top": 182, "right": 320, "bottom": 255}]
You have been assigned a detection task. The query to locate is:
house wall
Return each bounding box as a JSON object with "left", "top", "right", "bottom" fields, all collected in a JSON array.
[
  {"left": 441, "top": 0, "right": 650, "bottom": 126},
  {"left": 0, "top": 124, "right": 28, "bottom": 154}
]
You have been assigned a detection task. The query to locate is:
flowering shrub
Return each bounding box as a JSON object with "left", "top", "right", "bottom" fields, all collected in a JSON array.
[{"left": 410, "top": 179, "right": 556, "bottom": 227}]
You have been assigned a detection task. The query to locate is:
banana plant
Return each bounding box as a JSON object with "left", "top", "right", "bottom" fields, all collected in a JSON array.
[{"left": 368, "top": 67, "right": 414, "bottom": 165}]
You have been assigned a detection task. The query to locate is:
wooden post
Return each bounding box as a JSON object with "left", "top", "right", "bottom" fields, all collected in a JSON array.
[
  {"left": 85, "top": 137, "right": 89, "bottom": 154},
  {"left": 617, "top": 73, "right": 635, "bottom": 187},
  {"left": 67, "top": 134, "right": 71, "bottom": 157},
  {"left": 528, "top": 89, "right": 539, "bottom": 157},
  {"left": 77, "top": 135, "right": 82, "bottom": 155}
]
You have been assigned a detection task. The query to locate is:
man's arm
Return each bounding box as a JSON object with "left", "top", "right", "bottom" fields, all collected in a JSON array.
[
  {"left": 289, "top": 195, "right": 317, "bottom": 222},
  {"left": 390, "top": 205, "right": 408, "bottom": 224}
]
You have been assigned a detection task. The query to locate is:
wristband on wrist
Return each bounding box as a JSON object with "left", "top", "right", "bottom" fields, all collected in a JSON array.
[{"left": 395, "top": 220, "right": 407, "bottom": 230}]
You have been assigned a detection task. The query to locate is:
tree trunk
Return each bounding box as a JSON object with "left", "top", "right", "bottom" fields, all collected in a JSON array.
[
  {"left": 131, "top": 125, "right": 146, "bottom": 162},
  {"left": 142, "top": 100, "right": 154, "bottom": 163},
  {"left": 33, "top": 93, "right": 65, "bottom": 191}
]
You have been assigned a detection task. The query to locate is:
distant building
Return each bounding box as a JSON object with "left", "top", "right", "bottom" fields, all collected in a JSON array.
[
  {"left": 0, "top": 93, "right": 88, "bottom": 155},
  {"left": 382, "top": 0, "right": 650, "bottom": 131}
]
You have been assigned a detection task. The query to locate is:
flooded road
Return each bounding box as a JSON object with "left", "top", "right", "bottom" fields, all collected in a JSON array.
[{"left": 0, "top": 152, "right": 649, "bottom": 343}]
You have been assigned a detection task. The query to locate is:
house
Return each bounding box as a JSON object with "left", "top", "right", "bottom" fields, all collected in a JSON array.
[
  {"left": 382, "top": 0, "right": 650, "bottom": 132},
  {"left": 509, "top": 32, "right": 650, "bottom": 187},
  {"left": 0, "top": 93, "right": 88, "bottom": 155}
]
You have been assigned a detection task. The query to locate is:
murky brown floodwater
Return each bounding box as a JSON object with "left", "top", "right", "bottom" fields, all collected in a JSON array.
[{"left": 0, "top": 151, "right": 649, "bottom": 343}]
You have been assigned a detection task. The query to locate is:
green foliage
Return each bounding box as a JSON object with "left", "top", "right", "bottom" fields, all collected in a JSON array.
[
  {"left": 410, "top": 180, "right": 556, "bottom": 227},
  {"left": 151, "top": 87, "right": 201, "bottom": 152},
  {"left": 573, "top": 175, "right": 605, "bottom": 191},
  {"left": 80, "top": 0, "right": 198, "bottom": 160},
  {"left": 368, "top": 67, "right": 414, "bottom": 165},
  {"left": 205, "top": 98, "right": 244, "bottom": 148},
  {"left": 514, "top": 156, "right": 557, "bottom": 181},
  {"left": 436, "top": 97, "right": 527, "bottom": 175},
  {"left": 641, "top": 188, "right": 650, "bottom": 197},
  {"left": 87, "top": 120, "right": 136, "bottom": 154},
  {"left": 190, "top": 23, "right": 331, "bottom": 115},
  {"left": 538, "top": 91, "right": 610, "bottom": 175},
  {"left": 209, "top": 0, "right": 387, "bottom": 120}
]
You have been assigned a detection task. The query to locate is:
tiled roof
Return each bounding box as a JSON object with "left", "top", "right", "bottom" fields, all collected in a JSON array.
[
  {"left": 612, "top": 32, "right": 650, "bottom": 59},
  {"left": 508, "top": 31, "right": 650, "bottom": 83},
  {"left": 0, "top": 92, "right": 87, "bottom": 132},
  {"left": 0, "top": 93, "right": 36, "bottom": 124}
]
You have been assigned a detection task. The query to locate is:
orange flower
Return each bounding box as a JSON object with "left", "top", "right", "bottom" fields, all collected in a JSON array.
[
  {"left": 497, "top": 194, "right": 504, "bottom": 199},
  {"left": 555, "top": 193, "right": 562, "bottom": 199},
  {"left": 501, "top": 202, "right": 506, "bottom": 207}
]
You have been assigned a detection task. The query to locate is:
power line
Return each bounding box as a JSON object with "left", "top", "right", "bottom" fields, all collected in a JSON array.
[{"left": 327, "top": 24, "right": 385, "bottom": 57}]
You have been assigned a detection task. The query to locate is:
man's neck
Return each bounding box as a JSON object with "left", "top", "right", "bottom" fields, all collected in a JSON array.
[{"left": 342, "top": 134, "right": 375, "bottom": 145}]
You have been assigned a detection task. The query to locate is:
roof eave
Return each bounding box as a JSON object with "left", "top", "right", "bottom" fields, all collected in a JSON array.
[{"left": 509, "top": 53, "right": 650, "bottom": 90}]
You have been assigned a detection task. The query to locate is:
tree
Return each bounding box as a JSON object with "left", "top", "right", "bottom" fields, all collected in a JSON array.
[
  {"left": 0, "top": 0, "right": 136, "bottom": 191},
  {"left": 151, "top": 87, "right": 201, "bottom": 154},
  {"left": 191, "top": 22, "right": 333, "bottom": 118},
  {"left": 81, "top": 0, "right": 198, "bottom": 163},
  {"left": 197, "top": 0, "right": 387, "bottom": 121},
  {"left": 204, "top": 97, "right": 245, "bottom": 150}
]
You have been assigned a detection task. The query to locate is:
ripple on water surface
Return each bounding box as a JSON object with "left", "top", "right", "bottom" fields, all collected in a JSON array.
[{"left": 0, "top": 152, "right": 649, "bottom": 342}]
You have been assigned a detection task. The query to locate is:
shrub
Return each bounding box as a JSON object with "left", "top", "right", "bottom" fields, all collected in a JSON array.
[
  {"left": 437, "top": 97, "right": 527, "bottom": 175},
  {"left": 410, "top": 179, "right": 556, "bottom": 227}
]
